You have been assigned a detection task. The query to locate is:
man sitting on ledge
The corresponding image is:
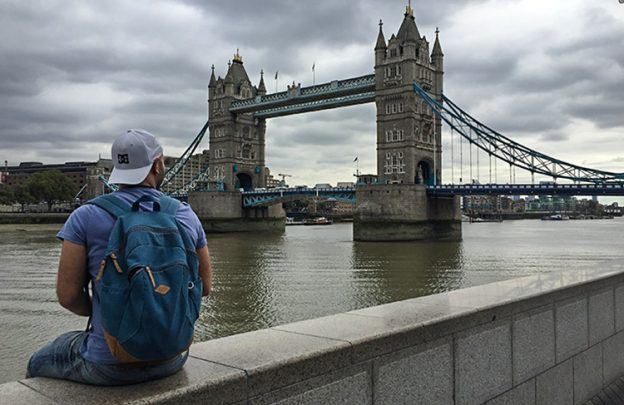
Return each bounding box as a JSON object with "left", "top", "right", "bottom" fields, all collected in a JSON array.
[{"left": 27, "top": 129, "right": 212, "bottom": 385}]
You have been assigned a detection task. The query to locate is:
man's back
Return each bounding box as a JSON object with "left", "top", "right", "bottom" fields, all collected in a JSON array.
[{"left": 56, "top": 187, "right": 207, "bottom": 364}]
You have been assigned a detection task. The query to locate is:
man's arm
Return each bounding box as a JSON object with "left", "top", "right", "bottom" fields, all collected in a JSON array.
[
  {"left": 197, "top": 246, "right": 212, "bottom": 297},
  {"left": 56, "top": 240, "right": 91, "bottom": 316}
]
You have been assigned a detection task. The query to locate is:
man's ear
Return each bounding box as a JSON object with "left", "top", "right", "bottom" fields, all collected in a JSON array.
[{"left": 152, "top": 160, "right": 160, "bottom": 175}]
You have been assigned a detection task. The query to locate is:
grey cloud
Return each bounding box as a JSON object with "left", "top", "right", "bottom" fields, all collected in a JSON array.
[{"left": 0, "top": 0, "right": 621, "bottom": 186}]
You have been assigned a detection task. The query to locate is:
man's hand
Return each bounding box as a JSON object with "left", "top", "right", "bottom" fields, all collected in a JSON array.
[
  {"left": 197, "top": 246, "right": 212, "bottom": 297},
  {"left": 56, "top": 240, "right": 91, "bottom": 316}
]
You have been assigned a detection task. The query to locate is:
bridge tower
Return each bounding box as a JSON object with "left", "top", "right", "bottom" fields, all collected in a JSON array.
[
  {"left": 374, "top": 6, "right": 443, "bottom": 185},
  {"left": 208, "top": 51, "right": 267, "bottom": 191},
  {"left": 354, "top": 6, "right": 460, "bottom": 241}
]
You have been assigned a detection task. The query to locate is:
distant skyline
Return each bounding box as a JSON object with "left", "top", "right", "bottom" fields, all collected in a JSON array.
[{"left": 1, "top": 0, "right": 623, "bottom": 200}]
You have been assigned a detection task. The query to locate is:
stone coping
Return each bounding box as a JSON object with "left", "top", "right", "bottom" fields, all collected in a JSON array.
[{"left": 3, "top": 265, "right": 623, "bottom": 404}]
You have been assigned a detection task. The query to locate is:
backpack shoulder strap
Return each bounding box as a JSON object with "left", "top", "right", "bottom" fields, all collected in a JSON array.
[
  {"left": 159, "top": 195, "right": 181, "bottom": 216},
  {"left": 89, "top": 194, "right": 131, "bottom": 219}
]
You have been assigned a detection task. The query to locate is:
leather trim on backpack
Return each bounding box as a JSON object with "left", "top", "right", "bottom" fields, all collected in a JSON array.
[{"left": 103, "top": 329, "right": 141, "bottom": 364}]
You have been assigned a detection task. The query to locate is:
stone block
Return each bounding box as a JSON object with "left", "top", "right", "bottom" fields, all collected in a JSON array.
[
  {"left": 588, "top": 288, "right": 615, "bottom": 345},
  {"left": 274, "top": 312, "right": 426, "bottom": 363},
  {"left": 0, "top": 382, "right": 56, "bottom": 405},
  {"left": 455, "top": 320, "right": 512, "bottom": 405},
  {"left": 573, "top": 344, "right": 603, "bottom": 404},
  {"left": 614, "top": 284, "right": 624, "bottom": 332},
  {"left": 603, "top": 331, "right": 624, "bottom": 386},
  {"left": 190, "top": 328, "right": 351, "bottom": 397},
  {"left": 536, "top": 359, "right": 573, "bottom": 405},
  {"left": 485, "top": 379, "right": 536, "bottom": 405},
  {"left": 374, "top": 338, "right": 452, "bottom": 405},
  {"left": 20, "top": 357, "right": 247, "bottom": 405},
  {"left": 555, "top": 297, "right": 588, "bottom": 362},
  {"left": 249, "top": 363, "right": 372, "bottom": 405},
  {"left": 513, "top": 306, "right": 555, "bottom": 384}
]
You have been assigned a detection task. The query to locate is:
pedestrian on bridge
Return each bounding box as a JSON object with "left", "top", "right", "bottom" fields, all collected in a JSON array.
[{"left": 26, "top": 129, "right": 212, "bottom": 385}]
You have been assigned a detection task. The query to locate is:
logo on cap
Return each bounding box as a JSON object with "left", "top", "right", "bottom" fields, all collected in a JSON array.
[{"left": 118, "top": 154, "right": 130, "bottom": 164}]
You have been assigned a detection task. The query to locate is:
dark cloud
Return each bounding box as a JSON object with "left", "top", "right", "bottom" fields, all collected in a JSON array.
[{"left": 0, "top": 0, "right": 622, "bottom": 185}]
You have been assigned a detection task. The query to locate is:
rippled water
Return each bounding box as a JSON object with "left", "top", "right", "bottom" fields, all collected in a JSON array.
[{"left": 1, "top": 219, "right": 623, "bottom": 383}]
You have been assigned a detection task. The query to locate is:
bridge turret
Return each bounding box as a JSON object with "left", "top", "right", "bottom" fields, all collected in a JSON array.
[
  {"left": 375, "top": 20, "right": 387, "bottom": 66},
  {"left": 374, "top": 6, "right": 442, "bottom": 186},
  {"left": 431, "top": 28, "right": 444, "bottom": 98},
  {"left": 257, "top": 70, "right": 266, "bottom": 96},
  {"left": 207, "top": 50, "right": 267, "bottom": 192}
]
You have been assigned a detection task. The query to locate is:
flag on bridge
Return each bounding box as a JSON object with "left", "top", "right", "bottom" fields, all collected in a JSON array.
[
  {"left": 275, "top": 71, "right": 279, "bottom": 80},
  {"left": 353, "top": 156, "right": 358, "bottom": 162},
  {"left": 312, "top": 62, "right": 315, "bottom": 72}
]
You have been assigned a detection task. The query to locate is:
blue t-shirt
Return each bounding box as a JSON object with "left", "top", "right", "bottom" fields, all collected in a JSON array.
[{"left": 56, "top": 187, "right": 207, "bottom": 364}]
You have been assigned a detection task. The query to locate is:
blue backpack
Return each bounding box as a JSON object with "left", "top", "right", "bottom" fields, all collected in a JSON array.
[{"left": 89, "top": 193, "right": 202, "bottom": 364}]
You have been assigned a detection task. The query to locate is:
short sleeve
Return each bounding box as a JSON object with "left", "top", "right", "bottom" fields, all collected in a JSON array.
[
  {"left": 176, "top": 203, "right": 207, "bottom": 249},
  {"left": 56, "top": 205, "right": 93, "bottom": 246}
]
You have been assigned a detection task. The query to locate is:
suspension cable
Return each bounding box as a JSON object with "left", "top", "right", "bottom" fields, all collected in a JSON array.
[
  {"left": 469, "top": 128, "right": 473, "bottom": 184},
  {"left": 459, "top": 127, "right": 464, "bottom": 183},
  {"left": 451, "top": 127, "right": 454, "bottom": 184},
  {"left": 477, "top": 147, "right": 480, "bottom": 183},
  {"left": 489, "top": 153, "right": 492, "bottom": 184}
]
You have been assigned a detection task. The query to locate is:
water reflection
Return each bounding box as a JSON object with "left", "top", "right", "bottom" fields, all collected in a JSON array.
[
  {"left": 2, "top": 219, "right": 624, "bottom": 384},
  {"left": 194, "top": 232, "right": 284, "bottom": 341},
  {"left": 350, "top": 240, "right": 464, "bottom": 307}
]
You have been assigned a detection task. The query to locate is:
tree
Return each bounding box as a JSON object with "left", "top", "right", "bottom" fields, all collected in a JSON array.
[
  {"left": 0, "top": 184, "right": 13, "bottom": 205},
  {"left": 11, "top": 184, "right": 36, "bottom": 212},
  {"left": 26, "top": 170, "right": 77, "bottom": 212}
]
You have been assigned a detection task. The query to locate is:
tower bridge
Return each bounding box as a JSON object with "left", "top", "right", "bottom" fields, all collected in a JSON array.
[{"left": 155, "top": 5, "right": 623, "bottom": 240}]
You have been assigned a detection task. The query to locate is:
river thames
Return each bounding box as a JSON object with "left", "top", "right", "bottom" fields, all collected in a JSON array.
[{"left": 0, "top": 219, "right": 623, "bottom": 383}]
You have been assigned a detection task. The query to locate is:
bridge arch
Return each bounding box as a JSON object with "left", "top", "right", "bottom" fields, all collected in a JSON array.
[
  {"left": 416, "top": 159, "right": 435, "bottom": 186},
  {"left": 236, "top": 172, "right": 253, "bottom": 191}
]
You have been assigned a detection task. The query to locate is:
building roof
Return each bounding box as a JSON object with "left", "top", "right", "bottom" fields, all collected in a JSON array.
[
  {"left": 396, "top": 9, "right": 421, "bottom": 44},
  {"left": 432, "top": 28, "right": 444, "bottom": 56},
  {"left": 224, "top": 50, "right": 250, "bottom": 85},
  {"left": 375, "top": 20, "right": 387, "bottom": 50}
]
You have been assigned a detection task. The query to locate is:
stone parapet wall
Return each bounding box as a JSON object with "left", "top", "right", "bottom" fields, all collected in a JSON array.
[{"left": 3, "top": 267, "right": 624, "bottom": 404}]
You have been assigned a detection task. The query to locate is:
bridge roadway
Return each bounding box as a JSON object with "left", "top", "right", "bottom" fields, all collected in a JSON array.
[{"left": 241, "top": 183, "right": 624, "bottom": 208}]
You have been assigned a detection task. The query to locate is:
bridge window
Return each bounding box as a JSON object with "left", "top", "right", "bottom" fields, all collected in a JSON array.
[
  {"left": 398, "top": 103, "right": 404, "bottom": 113},
  {"left": 390, "top": 48, "right": 398, "bottom": 58},
  {"left": 385, "top": 104, "right": 391, "bottom": 114},
  {"left": 384, "top": 152, "right": 405, "bottom": 174},
  {"left": 392, "top": 104, "right": 397, "bottom": 114},
  {"left": 242, "top": 144, "right": 252, "bottom": 159},
  {"left": 396, "top": 65, "right": 401, "bottom": 76}
]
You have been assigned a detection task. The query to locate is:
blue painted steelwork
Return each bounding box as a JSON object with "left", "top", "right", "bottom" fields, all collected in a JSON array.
[
  {"left": 98, "top": 175, "right": 118, "bottom": 192},
  {"left": 238, "top": 183, "right": 624, "bottom": 208},
  {"left": 254, "top": 92, "right": 376, "bottom": 119},
  {"left": 413, "top": 82, "right": 624, "bottom": 184},
  {"left": 428, "top": 183, "right": 624, "bottom": 196},
  {"left": 242, "top": 187, "right": 356, "bottom": 208},
  {"left": 160, "top": 120, "right": 209, "bottom": 193},
  {"left": 229, "top": 74, "right": 375, "bottom": 116}
]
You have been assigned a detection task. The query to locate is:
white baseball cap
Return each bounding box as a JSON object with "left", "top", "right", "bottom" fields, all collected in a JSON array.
[{"left": 108, "top": 129, "right": 163, "bottom": 185}]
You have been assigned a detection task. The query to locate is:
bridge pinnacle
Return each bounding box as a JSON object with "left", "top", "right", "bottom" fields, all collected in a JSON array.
[
  {"left": 375, "top": 19, "right": 387, "bottom": 50},
  {"left": 233, "top": 48, "right": 243, "bottom": 64}
]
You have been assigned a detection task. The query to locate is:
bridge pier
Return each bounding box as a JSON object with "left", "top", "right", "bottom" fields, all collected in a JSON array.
[
  {"left": 354, "top": 184, "right": 461, "bottom": 242},
  {"left": 189, "top": 191, "right": 285, "bottom": 233}
]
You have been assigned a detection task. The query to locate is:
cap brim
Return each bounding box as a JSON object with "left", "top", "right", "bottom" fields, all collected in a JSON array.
[{"left": 108, "top": 164, "right": 152, "bottom": 185}]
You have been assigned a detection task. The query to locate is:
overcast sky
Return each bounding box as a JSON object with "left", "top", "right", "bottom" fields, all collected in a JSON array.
[{"left": 1, "top": 0, "right": 623, "bottom": 196}]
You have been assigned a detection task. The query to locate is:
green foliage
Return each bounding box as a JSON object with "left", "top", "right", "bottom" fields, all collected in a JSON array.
[
  {"left": 25, "top": 170, "right": 77, "bottom": 211},
  {"left": 0, "top": 184, "right": 14, "bottom": 205},
  {"left": 10, "top": 184, "right": 36, "bottom": 212}
]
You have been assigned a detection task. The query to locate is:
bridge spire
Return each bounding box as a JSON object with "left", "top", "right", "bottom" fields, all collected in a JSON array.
[
  {"left": 375, "top": 19, "right": 386, "bottom": 50},
  {"left": 258, "top": 69, "right": 266, "bottom": 95},
  {"left": 432, "top": 27, "right": 444, "bottom": 57},
  {"left": 209, "top": 64, "right": 216, "bottom": 88}
]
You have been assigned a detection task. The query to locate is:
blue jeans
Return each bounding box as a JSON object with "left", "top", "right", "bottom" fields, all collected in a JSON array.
[{"left": 27, "top": 331, "right": 188, "bottom": 386}]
